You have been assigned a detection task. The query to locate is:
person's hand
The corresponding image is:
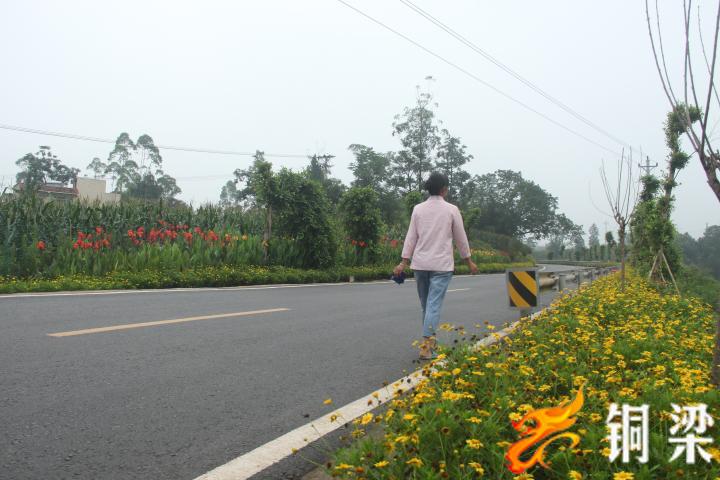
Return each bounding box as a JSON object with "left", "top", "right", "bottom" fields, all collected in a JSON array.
[
  {"left": 393, "top": 262, "right": 406, "bottom": 277},
  {"left": 467, "top": 259, "right": 478, "bottom": 275}
]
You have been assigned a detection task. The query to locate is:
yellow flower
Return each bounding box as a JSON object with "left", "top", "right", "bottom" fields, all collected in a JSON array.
[
  {"left": 406, "top": 457, "right": 423, "bottom": 467},
  {"left": 373, "top": 460, "right": 389, "bottom": 468},
  {"left": 466, "top": 438, "right": 483, "bottom": 449},
  {"left": 569, "top": 471, "right": 583, "bottom": 480},
  {"left": 613, "top": 473, "right": 634, "bottom": 480},
  {"left": 467, "top": 416, "right": 482, "bottom": 424},
  {"left": 468, "top": 461, "right": 485, "bottom": 475},
  {"left": 403, "top": 413, "right": 417, "bottom": 421},
  {"left": 360, "top": 412, "right": 373, "bottom": 425},
  {"left": 513, "top": 474, "right": 534, "bottom": 480},
  {"left": 323, "top": 398, "right": 332, "bottom": 405}
]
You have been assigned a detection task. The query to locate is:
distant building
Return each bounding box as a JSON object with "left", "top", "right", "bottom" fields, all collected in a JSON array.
[
  {"left": 13, "top": 177, "right": 120, "bottom": 204},
  {"left": 75, "top": 177, "right": 121, "bottom": 204}
]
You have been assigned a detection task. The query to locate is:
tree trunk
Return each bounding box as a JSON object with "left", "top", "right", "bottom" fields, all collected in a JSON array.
[
  {"left": 699, "top": 151, "right": 720, "bottom": 204},
  {"left": 713, "top": 299, "right": 720, "bottom": 388},
  {"left": 618, "top": 224, "right": 626, "bottom": 291}
]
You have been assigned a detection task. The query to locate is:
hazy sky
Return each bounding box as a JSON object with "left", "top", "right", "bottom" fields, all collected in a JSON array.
[{"left": 1, "top": 1, "right": 719, "bottom": 239}]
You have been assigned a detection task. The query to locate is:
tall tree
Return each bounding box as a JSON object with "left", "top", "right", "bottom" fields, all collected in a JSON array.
[
  {"left": 435, "top": 130, "right": 472, "bottom": 205},
  {"left": 391, "top": 86, "right": 440, "bottom": 191},
  {"left": 105, "top": 133, "right": 180, "bottom": 199},
  {"left": 105, "top": 133, "right": 139, "bottom": 193},
  {"left": 86, "top": 157, "right": 107, "bottom": 179}
]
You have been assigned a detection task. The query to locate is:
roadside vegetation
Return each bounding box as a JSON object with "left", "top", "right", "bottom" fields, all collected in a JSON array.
[{"left": 328, "top": 272, "right": 720, "bottom": 479}]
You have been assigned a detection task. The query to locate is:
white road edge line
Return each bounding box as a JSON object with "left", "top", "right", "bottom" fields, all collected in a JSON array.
[
  {"left": 194, "top": 309, "right": 547, "bottom": 480},
  {"left": 447, "top": 288, "right": 471, "bottom": 293}
]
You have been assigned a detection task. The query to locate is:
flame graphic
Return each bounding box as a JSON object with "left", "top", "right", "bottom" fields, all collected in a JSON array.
[{"left": 505, "top": 385, "right": 585, "bottom": 473}]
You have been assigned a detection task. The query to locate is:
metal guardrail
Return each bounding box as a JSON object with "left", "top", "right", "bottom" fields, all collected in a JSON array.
[{"left": 538, "top": 266, "right": 620, "bottom": 291}]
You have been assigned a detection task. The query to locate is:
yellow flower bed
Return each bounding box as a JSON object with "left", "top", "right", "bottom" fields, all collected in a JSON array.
[{"left": 330, "top": 272, "right": 720, "bottom": 479}]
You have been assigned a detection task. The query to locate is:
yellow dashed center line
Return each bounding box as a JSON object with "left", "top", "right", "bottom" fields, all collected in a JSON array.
[{"left": 47, "top": 308, "right": 290, "bottom": 337}]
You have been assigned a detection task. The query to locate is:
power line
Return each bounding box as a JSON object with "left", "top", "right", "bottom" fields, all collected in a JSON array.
[
  {"left": 0, "top": 124, "right": 309, "bottom": 159},
  {"left": 336, "top": 0, "right": 622, "bottom": 157},
  {"left": 398, "top": 0, "right": 632, "bottom": 149}
]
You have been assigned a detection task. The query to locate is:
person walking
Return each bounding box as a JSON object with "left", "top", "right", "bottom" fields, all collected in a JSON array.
[{"left": 394, "top": 172, "right": 478, "bottom": 360}]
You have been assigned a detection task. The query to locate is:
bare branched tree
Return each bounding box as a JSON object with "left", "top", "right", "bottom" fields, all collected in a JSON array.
[
  {"left": 647, "top": 1, "right": 720, "bottom": 386},
  {"left": 600, "top": 150, "right": 639, "bottom": 291},
  {"left": 646, "top": 0, "right": 720, "bottom": 203}
]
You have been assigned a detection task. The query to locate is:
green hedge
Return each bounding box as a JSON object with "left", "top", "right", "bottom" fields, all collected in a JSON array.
[{"left": 0, "top": 262, "right": 534, "bottom": 294}]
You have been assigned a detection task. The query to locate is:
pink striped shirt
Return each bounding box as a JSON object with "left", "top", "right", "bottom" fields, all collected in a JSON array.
[{"left": 401, "top": 196, "right": 472, "bottom": 272}]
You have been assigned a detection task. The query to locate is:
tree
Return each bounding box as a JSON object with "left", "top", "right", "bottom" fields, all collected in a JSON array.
[
  {"left": 105, "top": 133, "right": 140, "bottom": 193},
  {"left": 391, "top": 85, "right": 441, "bottom": 191},
  {"left": 105, "top": 133, "right": 180, "bottom": 199},
  {"left": 646, "top": 1, "right": 720, "bottom": 204},
  {"left": 339, "top": 187, "right": 383, "bottom": 261},
  {"left": 600, "top": 150, "right": 638, "bottom": 290},
  {"left": 348, "top": 145, "right": 390, "bottom": 189},
  {"left": 588, "top": 223, "right": 600, "bottom": 248},
  {"left": 271, "top": 168, "right": 338, "bottom": 269},
  {"left": 86, "top": 157, "right": 107, "bottom": 179},
  {"left": 436, "top": 130, "right": 472, "bottom": 205},
  {"left": 219, "top": 180, "right": 241, "bottom": 207},
  {"left": 606, "top": 231, "right": 617, "bottom": 260},
  {"left": 348, "top": 144, "right": 402, "bottom": 225},
  {"left": 305, "top": 154, "right": 345, "bottom": 205},
  {"left": 15, "top": 146, "right": 79, "bottom": 192},
  {"left": 463, "top": 170, "right": 563, "bottom": 240},
  {"left": 232, "top": 151, "right": 278, "bottom": 259},
  {"left": 698, "top": 225, "right": 720, "bottom": 279}
]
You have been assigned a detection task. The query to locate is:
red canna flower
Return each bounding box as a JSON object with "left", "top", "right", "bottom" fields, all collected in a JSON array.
[
  {"left": 183, "top": 232, "right": 193, "bottom": 243},
  {"left": 36, "top": 240, "right": 46, "bottom": 251},
  {"left": 78, "top": 231, "right": 86, "bottom": 241},
  {"left": 137, "top": 227, "right": 145, "bottom": 238},
  {"left": 359, "top": 241, "right": 367, "bottom": 248},
  {"left": 390, "top": 239, "right": 399, "bottom": 248},
  {"left": 128, "top": 229, "right": 136, "bottom": 238},
  {"left": 95, "top": 226, "right": 103, "bottom": 235},
  {"left": 351, "top": 239, "right": 358, "bottom": 246},
  {"left": 73, "top": 241, "right": 80, "bottom": 250}
]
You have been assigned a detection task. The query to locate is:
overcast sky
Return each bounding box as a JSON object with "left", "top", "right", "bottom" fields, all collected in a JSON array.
[{"left": 2, "top": 1, "right": 719, "bottom": 239}]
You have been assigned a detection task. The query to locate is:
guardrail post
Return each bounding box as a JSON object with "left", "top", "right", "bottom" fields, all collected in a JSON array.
[{"left": 558, "top": 273, "right": 567, "bottom": 291}]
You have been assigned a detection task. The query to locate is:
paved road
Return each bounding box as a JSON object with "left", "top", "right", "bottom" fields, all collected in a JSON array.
[{"left": 0, "top": 265, "right": 579, "bottom": 480}]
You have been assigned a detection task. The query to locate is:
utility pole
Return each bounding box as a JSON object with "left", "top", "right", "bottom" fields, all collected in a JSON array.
[{"left": 638, "top": 155, "right": 658, "bottom": 176}]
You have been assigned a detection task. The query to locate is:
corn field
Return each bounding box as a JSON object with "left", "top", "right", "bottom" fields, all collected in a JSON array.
[{"left": 0, "top": 195, "right": 409, "bottom": 278}]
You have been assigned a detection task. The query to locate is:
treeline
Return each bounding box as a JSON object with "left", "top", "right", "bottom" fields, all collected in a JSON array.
[
  {"left": 678, "top": 227, "right": 720, "bottom": 279},
  {"left": 220, "top": 87, "right": 580, "bottom": 258}
]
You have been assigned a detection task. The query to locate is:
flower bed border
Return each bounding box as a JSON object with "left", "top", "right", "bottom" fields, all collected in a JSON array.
[{"left": 0, "top": 262, "right": 534, "bottom": 294}]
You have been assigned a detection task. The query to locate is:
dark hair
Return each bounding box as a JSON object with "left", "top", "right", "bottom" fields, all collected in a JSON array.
[{"left": 423, "top": 172, "right": 449, "bottom": 195}]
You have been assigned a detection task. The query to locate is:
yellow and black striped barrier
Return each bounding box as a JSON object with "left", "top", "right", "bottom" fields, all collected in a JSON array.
[{"left": 506, "top": 268, "right": 538, "bottom": 309}]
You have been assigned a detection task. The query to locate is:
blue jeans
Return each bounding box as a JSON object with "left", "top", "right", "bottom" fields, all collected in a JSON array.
[{"left": 415, "top": 270, "right": 453, "bottom": 337}]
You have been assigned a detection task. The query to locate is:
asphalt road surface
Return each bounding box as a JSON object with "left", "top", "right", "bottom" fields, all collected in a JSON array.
[{"left": 0, "top": 265, "right": 581, "bottom": 480}]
